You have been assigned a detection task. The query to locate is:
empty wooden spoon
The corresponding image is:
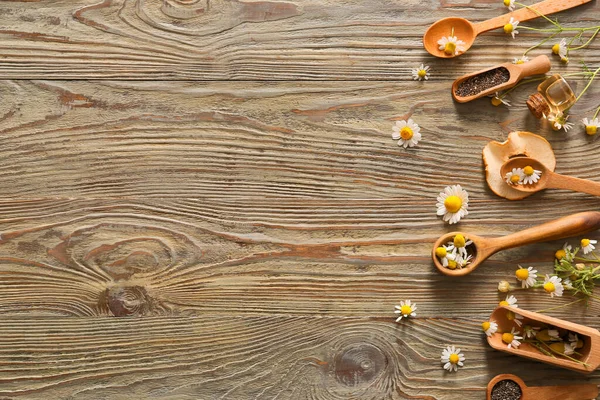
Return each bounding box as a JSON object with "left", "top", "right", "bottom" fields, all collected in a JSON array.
[
  {"left": 423, "top": 0, "right": 592, "bottom": 58},
  {"left": 501, "top": 156, "right": 600, "bottom": 196},
  {"left": 487, "top": 373, "right": 599, "bottom": 400},
  {"left": 432, "top": 211, "right": 600, "bottom": 276},
  {"left": 488, "top": 305, "right": 600, "bottom": 374},
  {"left": 452, "top": 55, "right": 551, "bottom": 103}
]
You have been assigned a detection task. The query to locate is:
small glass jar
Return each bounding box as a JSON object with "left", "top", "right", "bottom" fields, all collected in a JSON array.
[{"left": 527, "top": 74, "right": 576, "bottom": 119}]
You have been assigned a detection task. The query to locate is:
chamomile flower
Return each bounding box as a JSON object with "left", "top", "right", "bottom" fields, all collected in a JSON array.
[
  {"left": 552, "top": 38, "right": 568, "bottom": 60},
  {"left": 581, "top": 238, "right": 597, "bottom": 254},
  {"left": 491, "top": 92, "right": 511, "bottom": 107},
  {"left": 521, "top": 165, "right": 542, "bottom": 185},
  {"left": 441, "top": 345, "right": 465, "bottom": 372},
  {"left": 543, "top": 275, "right": 564, "bottom": 297},
  {"left": 569, "top": 333, "right": 584, "bottom": 349},
  {"left": 583, "top": 117, "right": 599, "bottom": 136},
  {"left": 504, "top": 0, "right": 516, "bottom": 11},
  {"left": 505, "top": 167, "right": 524, "bottom": 185},
  {"left": 392, "top": 119, "right": 421, "bottom": 148},
  {"left": 523, "top": 325, "right": 539, "bottom": 339},
  {"left": 435, "top": 246, "right": 456, "bottom": 267},
  {"left": 437, "top": 36, "right": 466, "bottom": 56},
  {"left": 482, "top": 320, "right": 498, "bottom": 337},
  {"left": 502, "top": 327, "right": 522, "bottom": 349},
  {"left": 412, "top": 64, "right": 431, "bottom": 81},
  {"left": 506, "top": 310, "right": 524, "bottom": 327},
  {"left": 555, "top": 243, "right": 574, "bottom": 261},
  {"left": 498, "top": 281, "right": 512, "bottom": 293},
  {"left": 549, "top": 341, "right": 575, "bottom": 356},
  {"left": 499, "top": 295, "right": 518, "bottom": 308},
  {"left": 515, "top": 266, "right": 538, "bottom": 288},
  {"left": 436, "top": 185, "right": 469, "bottom": 225},
  {"left": 394, "top": 300, "right": 417, "bottom": 322},
  {"left": 503, "top": 17, "right": 520, "bottom": 39},
  {"left": 512, "top": 55, "right": 529, "bottom": 64},
  {"left": 446, "top": 234, "right": 473, "bottom": 258},
  {"left": 563, "top": 278, "right": 573, "bottom": 290},
  {"left": 547, "top": 112, "right": 574, "bottom": 132},
  {"left": 456, "top": 254, "right": 473, "bottom": 268},
  {"left": 537, "top": 328, "right": 560, "bottom": 342}
]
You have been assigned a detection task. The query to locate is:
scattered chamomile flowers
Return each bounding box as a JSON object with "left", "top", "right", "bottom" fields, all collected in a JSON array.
[
  {"left": 499, "top": 295, "right": 518, "bottom": 308},
  {"left": 498, "top": 280, "right": 512, "bottom": 293},
  {"left": 547, "top": 112, "right": 574, "bottom": 132},
  {"left": 581, "top": 238, "right": 597, "bottom": 254},
  {"left": 503, "top": 0, "right": 516, "bottom": 11},
  {"left": 552, "top": 38, "right": 568, "bottom": 63},
  {"left": 555, "top": 243, "right": 573, "bottom": 262},
  {"left": 583, "top": 117, "right": 599, "bottom": 136},
  {"left": 491, "top": 92, "right": 511, "bottom": 107},
  {"left": 435, "top": 245, "right": 456, "bottom": 268},
  {"left": 512, "top": 55, "right": 529, "bottom": 64},
  {"left": 436, "top": 185, "right": 469, "bottom": 224},
  {"left": 482, "top": 320, "right": 498, "bottom": 337},
  {"left": 515, "top": 266, "right": 538, "bottom": 288},
  {"left": 412, "top": 64, "right": 431, "bottom": 81},
  {"left": 394, "top": 300, "right": 417, "bottom": 322},
  {"left": 503, "top": 17, "right": 520, "bottom": 39},
  {"left": 521, "top": 165, "right": 542, "bottom": 184},
  {"left": 543, "top": 274, "right": 564, "bottom": 297},
  {"left": 437, "top": 36, "right": 466, "bottom": 56},
  {"left": 441, "top": 345, "right": 465, "bottom": 372},
  {"left": 502, "top": 327, "right": 523, "bottom": 349},
  {"left": 392, "top": 119, "right": 421, "bottom": 148},
  {"left": 505, "top": 167, "right": 523, "bottom": 185}
]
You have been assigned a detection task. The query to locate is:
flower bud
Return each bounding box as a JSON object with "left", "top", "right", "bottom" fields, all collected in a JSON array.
[{"left": 498, "top": 281, "right": 511, "bottom": 293}]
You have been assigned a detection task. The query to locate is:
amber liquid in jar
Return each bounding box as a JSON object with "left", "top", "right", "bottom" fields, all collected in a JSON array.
[{"left": 527, "top": 74, "right": 576, "bottom": 119}]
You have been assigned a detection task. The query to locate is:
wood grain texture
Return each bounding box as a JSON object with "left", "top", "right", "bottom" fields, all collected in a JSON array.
[
  {"left": 0, "top": 0, "right": 597, "bottom": 80},
  {"left": 0, "top": 79, "right": 599, "bottom": 199}
]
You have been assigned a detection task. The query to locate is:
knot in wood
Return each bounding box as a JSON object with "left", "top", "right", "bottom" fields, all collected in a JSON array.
[
  {"left": 333, "top": 343, "right": 387, "bottom": 387},
  {"left": 105, "top": 286, "right": 153, "bottom": 317}
]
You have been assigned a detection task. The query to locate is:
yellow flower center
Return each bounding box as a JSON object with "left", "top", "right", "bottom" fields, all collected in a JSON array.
[
  {"left": 552, "top": 43, "right": 560, "bottom": 54},
  {"left": 447, "top": 260, "right": 457, "bottom": 269},
  {"left": 515, "top": 268, "right": 529, "bottom": 280},
  {"left": 491, "top": 97, "right": 502, "bottom": 106},
  {"left": 516, "top": 59, "right": 524, "bottom": 64},
  {"left": 506, "top": 311, "right": 516, "bottom": 321},
  {"left": 435, "top": 246, "right": 447, "bottom": 258},
  {"left": 523, "top": 166, "right": 534, "bottom": 176},
  {"left": 400, "top": 305, "right": 412, "bottom": 315},
  {"left": 555, "top": 249, "right": 566, "bottom": 260},
  {"left": 510, "top": 174, "right": 521, "bottom": 184},
  {"left": 543, "top": 281, "right": 555, "bottom": 293},
  {"left": 499, "top": 300, "right": 509, "bottom": 307},
  {"left": 504, "top": 23, "right": 514, "bottom": 34},
  {"left": 582, "top": 239, "right": 591, "bottom": 247},
  {"left": 482, "top": 321, "right": 491, "bottom": 332},
  {"left": 586, "top": 125, "right": 598, "bottom": 135},
  {"left": 503, "top": 0, "right": 511, "bottom": 5},
  {"left": 444, "top": 41, "right": 456, "bottom": 55},
  {"left": 502, "top": 332, "right": 514, "bottom": 344},
  {"left": 449, "top": 353, "right": 460, "bottom": 364},
  {"left": 536, "top": 329, "right": 553, "bottom": 342},
  {"left": 444, "top": 195, "right": 462, "bottom": 213},
  {"left": 400, "top": 127, "right": 414, "bottom": 140},
  {"left": 417, "top": 69, "right": 427, "bottom": 78},
  {"left": 453, "top": 234, "right": 466, "bottom": 248},
  {"left": 576, "top": 339, "right": 584, "bottom": 349},
  {"left": 549, "top": 342, "right": 565, "bottom": 354}
]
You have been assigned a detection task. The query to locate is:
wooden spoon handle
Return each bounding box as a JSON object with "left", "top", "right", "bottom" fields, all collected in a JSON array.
[
  {"left": 473, "top": 0, "right": 592, "bottom": 35},
  {"left": 523, "top": 384, "right": 598, "bottom": 400},
  {"left": 547, "top": 172, "right": 600, "bottom": 196},
  {"left": 515, "top": 54, "right": 551, "bottom": 78},
  {"left": 489, "top": 211, "right": 600, "bottom": 251}
]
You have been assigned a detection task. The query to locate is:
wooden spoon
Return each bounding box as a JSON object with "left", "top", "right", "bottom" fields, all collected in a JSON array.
[
  {"left": 487, "top": 373, "right": 599, "bottom": 399},
  {"left": 488, "top": 306, "right": 600, "bottom": 374},
  {"left": 452, "top": 55, "right": 550, "bottom": 103},
  {"left": 432, "top": 211, "right": 600, "bottom": 276},
  {"left": 423, "top": 0, "right": 592, "bottom": 58},
  {"left": 501, "top": 157, "right": 600, "bottom": 196}
]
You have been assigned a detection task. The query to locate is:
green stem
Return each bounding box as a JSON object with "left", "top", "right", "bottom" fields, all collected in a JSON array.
[
  {"left": 523, "top": 31, "right": 558, "bottom": 56},
  {"left": 576, "top": 66, "right": 600, "bottom": 103},
  {"left": 593, "top": 105, "right": 600, "bottom": 119},
  {"left": 516, "top": 2, "right": 560, "bottom": 27},
  {"left": 534, "top": 297, "right": 584, "bottom": 313},
  {"left": 570, "top": 27, "right": 600, "bottom": 51}
]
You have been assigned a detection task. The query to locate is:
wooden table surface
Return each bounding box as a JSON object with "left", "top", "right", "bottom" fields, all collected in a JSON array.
[{"left": 1, "top": 0, "right": 600, "bottom": 399}]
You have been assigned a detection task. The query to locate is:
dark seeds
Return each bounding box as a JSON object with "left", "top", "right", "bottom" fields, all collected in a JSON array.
[
  {"left": 454, "top": 67, "right": 511, "bottom": 98},
  {"left": 491, "top": 379, "right": 522, "bottom": 400}
]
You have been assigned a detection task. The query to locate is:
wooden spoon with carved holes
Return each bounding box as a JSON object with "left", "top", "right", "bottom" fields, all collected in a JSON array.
[
  {"left": 487, "top": 374, "right": 599, "bottom": 400},
  {"left": 501, "top": 157, "right": 600, "bottom": 197},
  {"left": 423, "top": 0, "right": 592, "bottom": 58}
]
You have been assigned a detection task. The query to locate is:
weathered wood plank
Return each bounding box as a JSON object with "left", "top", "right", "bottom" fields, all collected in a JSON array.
[
  {"left": 0, "top": 316, "right": 598, "bottom": 399},
  {"left": 0, "top": 79, "right": 599, "bottom": 199},
  {"left": 0, "top": 0, "right": 597, "bottom": 80}
]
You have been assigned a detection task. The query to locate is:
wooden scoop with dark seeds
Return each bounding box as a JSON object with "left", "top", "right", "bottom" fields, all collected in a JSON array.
[{"left": 487, "top": 373, "right": 598, "bottom": 400}]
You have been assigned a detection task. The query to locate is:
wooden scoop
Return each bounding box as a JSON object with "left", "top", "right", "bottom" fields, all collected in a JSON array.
[
  {"left": 488, "top": 306, "right": 600, "bottom": 374},
  {"left": 432, "top": 211, "right": 600, "bottom": 276},
  {"left": 452, "top": 55, "right": 551, "bottom": 103},
  {"left": 501, "top": 157, "right": 600, "bottom": 197},
  {"left": 487, "top": 373, "right": 599, "bottom": 400},
  {"left": 423, "top": 0, "right": 592, "bottom": 58}
]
